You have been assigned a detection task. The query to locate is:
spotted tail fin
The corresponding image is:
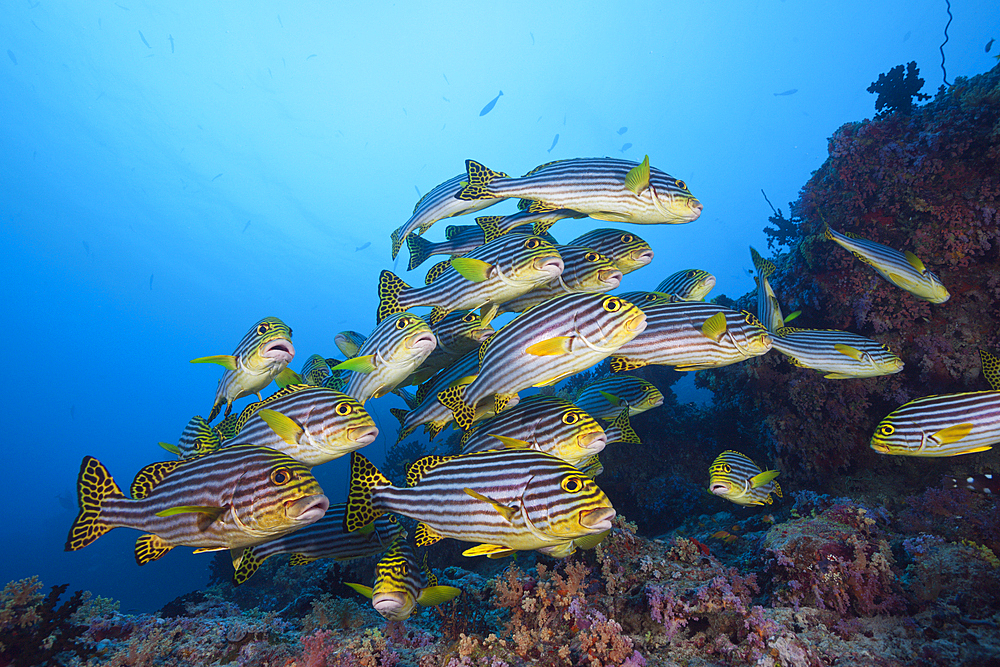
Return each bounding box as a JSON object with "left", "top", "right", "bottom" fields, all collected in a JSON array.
[
  {"left": 407, "top": 233, "right": 435, "bottom": 271},
  {"left": 377, "top": 270, "right": 412, "bottom": 323},
  {"left": 66, "top": 456, "right": 124, "bottom": 552},
  {"left": 436, "top": 384, "right": 476, "bottom": 431},
  {"left": 345, "top": 453, "right": 393, "bottom": 533},
  {"left": 456, "top": 160, "right": 505, "bottom": 201}
]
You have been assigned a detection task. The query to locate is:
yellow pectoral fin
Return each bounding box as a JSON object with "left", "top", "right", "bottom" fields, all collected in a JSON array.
[
  {"left": 525, "top": 336, "right": 574, "bottom": 356},
  {"left": 932, "top": 423, "right": 974, "bottom": 445},
  {"left": 417, "top": 585, "right": 463, "bottom": 607},
  {"left": 624, "top": 155, "right": 650, "bottom": 195},
  {"left": 155, "top": 506, "right": 224, "bottom": 519},
  {"left": 833, "top": 343, "right": 863, "bottom": 361},
  {"left": 191, "top": 546, "right": 227, "bottom": 554},
  {"left": 749, "top": 470, "right": 780, "bottom": 488},
  {"left": 903, "top": 251, "right": 926, "bottom": 273},
  {"left": 257, "top": 409, "right": 304, "bottom": 445},
  {"left": 462, "top": 544, "right": 516, "bottom": 558},
  {"left": 533, "top": 370, "right": 576, "bottom": 387},
  {"left": 190, "top": 355, "right": 238, "bottom": 370},
  {"left": 158, "top": 442, "right": 181, "bottom": 455},
  {"left": 330, "top": 355, "right": 378, "bottom": 373},
  {"left": 957, "top": 445, "right": 993, "bottom": 454},
  {"left": 275, "top": 368, "right": 301, "bottom": 388},
  {"left": 574, "top": 529, "right": 611, "bottom": 551},
  {"left": 463, "top": 488, "right": 517, "bottom": 522},
  {"left": 489, "top": 434, "right": 530, "bottom": 449},
  {"left": 598, "top": 390, "right": 623, "bottom": 407},
  {"left": 701, "top": 312, "right": 728, "bottom": 342},
  {"left": 451, "top": 257, "right": 493, "bottom": 283},
  {"left": 344, "top": 583, "right": 374, "bottom": 599},
  {"left": 783, "top": 310, "right": 801, "bottom": 323}
]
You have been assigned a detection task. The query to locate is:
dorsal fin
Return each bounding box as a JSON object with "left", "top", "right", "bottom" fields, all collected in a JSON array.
[
  {"left": 130, "top": 460, "right": 184, "bottom": 499},
  {"left": 406, "top": 454, "right": 458, "bottom": 487},
  {"left": 981, "top": 349, "right": 1000, "bottom": 391},
  {"left": 425, "top": 260, "right": 451, "bottom": 285}
]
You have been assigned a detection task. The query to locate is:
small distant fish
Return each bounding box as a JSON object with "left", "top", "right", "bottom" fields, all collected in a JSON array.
[
  {"left": 31, "top": 20, "right": 42, "bottom": 31},
  {"left": 211, "top": 173, "right": 222, "bottom": 181},
  {"left": 168, "top": 35, "right": 174, "bottom": 53},
  {"left": 620, "top": 143, "right": 632, "bottom": 153},
  {"left": 617, "top": 127, "right": 627, "bottom": 135},
  {"left": 70, "top": 405, "right": 75, "bottom": 420},
  {"left": 530, "top": 32, "right": 535, "bottom": 45},
  {"left": 442, "top": 96, "right": 450, "bottom": 102},
  {"left": 114, "top": 2, "right": 129, "bottom": 9},
  {"left": 773, "top": 89, "right": 798, "bottom": 96},
  {"left": 7, "top": 50, "right": 16, "bottom": 65},
  {"left": 987, "top": 38, "right": 995, "bottom": 53},
  {"left": 82, "top": 241, "right": 90, "bottom": 254},
  {"left": 149, "top": 274, "right": 154, "bottom": 290},
  {"left": 479, "top": 90, "right": 503, "bottom": 116},
  {"left": 243, "top": 220, "right": 251, "bottom": 233},
  {"left": 710, "top": 530, "right": 738, "bottom": 544},
  {"left": 547, "top": 134, "right": 559, "bottom": 153},
  {"left": 903, "top": 31, "right": 911, "bottom": 42},
  {"left": 708, "top": 450, "right": 781, "bottom": 506},
  {"left": 356, "top": 242, "right": 371, "bottom": 252},
  {"left": 443, "top": 73, "right": 449, "bottom": 84},
  {"left": 307, "top": 54, "right": 317, "bottom": 59},
  {"left": 944, "top": 474, "right": 999, "bottom": 495},
  {"left": 277, "top": 14, "right": 283, "bottom": 27},
  {"left": 138, "top": 30, "right": 151, "bottom": 48}
]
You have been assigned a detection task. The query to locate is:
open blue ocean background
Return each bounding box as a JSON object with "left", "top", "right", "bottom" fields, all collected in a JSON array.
[{"left": 2, "top": 0, "right": 994, "bottom": 613}]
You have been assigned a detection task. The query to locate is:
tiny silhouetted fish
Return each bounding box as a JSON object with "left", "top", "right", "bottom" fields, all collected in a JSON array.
[
  {"left": 414, "top": 185, "right": 420, "bottom": 197},
  {"left": 169, "top": 35, "right": 174, "bottom": 53},
  {"left": 138, "top": 30, "right": 151, "bottom": 48},
  {"left": 617, "top": 126, "right": 627, "bottom": 135},
  {"left": 31, "top": 20, "right": 42, "bottom": 31},
  {"left": 987, "top": 38, "right": 995, "bottom": 53},
  {"left": 530, "top": 32, "right": 535, "bottom": 45},
  {"left": 307, "top": 54, "right": 317, "bottom": 59},
  {"left": 6, "top": 50, "right": 15, "bottom": 65},
  {"left": 479, "top": 90, "right": 503, "bottom": 116},
  {"left": 57, "top": 491, "right": 75, "bottom": 512},
  {"left": 211, "top": 173, "right": 222, "bottom": 181},
  {"left": 620, "top": 142, "right": 632, "bottom": 153},
  {"left": 277, "top": 14, "right": 283, "bottom": 27},
  {"left": 243, "top": 220, "right": 251, "bottom": 233},
  {"left": 443, "top": 73, "right": 449, "bottom": 84},
  {"left": 442, "top": 96, "right": 450, "bottom": 102},
  {"left": 356, "top": 242, "right": 371, "bottom": 252},
  {"left": 547, "top": 134, "right": 559, "bottom": 153},
  {"left": 773, "top": 89, "right": 798, "bottom": 96},
  {"left": 82, "top": 241, "right": 90, "bottom": 254},
  {"left": 70, "top": 405, "right": 75, "bottom": 420},
  {"left": 114, "top": 3, "right": 129, "bottom": 9},
  {"left": 903, "top": 31, "right": 911, "bottom": 42},
  {"left": 149, "top": 274, "right": 154, "bottom": 290}
]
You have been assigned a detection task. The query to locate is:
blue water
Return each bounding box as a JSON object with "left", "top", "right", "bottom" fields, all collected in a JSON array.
[{"left": 2, "top": 0, "right": 995, "bottom": 613}]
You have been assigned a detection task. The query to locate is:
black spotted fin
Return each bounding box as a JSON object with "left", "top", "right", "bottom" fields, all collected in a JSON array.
[
  {"left": 376, "top": 270, "right": 412, "bottom": 323},
  {"left": 134, "top": 534, "right": 174, "bottom": 565}
]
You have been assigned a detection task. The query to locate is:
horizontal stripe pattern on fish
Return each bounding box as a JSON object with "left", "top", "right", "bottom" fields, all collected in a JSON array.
[
  {"left": 573, "top": 375, "right": 664, "bottom": 420},
  {"left": 458, "top": 158, "right": 702, "bottom": 225},
  {"left": 770, "top": 327, "right": 903, "bottom": 379},
  {"left": 654, "top": 269, "right": 716, "bottom": 301},
  {"left": 566, "top": 228, "right": 654, "bottom": 274},
  {"left": 496, "top": 245, "right": 622, "bottom": 313},
  {"left": 610, "top": 302, "right": 771, "bottom": 372},
  {"left": 340, "top": 313, "right": 437, "bottom": 403},
  {"left": 870, "top": 391, "right": 1000, "bottom": 456},
  {"left": 708, "top": 450, "right": 781, "bottom": 506}
]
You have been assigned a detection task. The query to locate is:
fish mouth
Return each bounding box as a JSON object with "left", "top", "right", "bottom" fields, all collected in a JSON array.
[
  {"left": 687, "top": 198, "right": 704, "bottom": 220},
  {"left": 286, "top": 494, "right": 329, "bottom": 522},
  {"left": 372, "top": 593, "right": 410, "bottom": 619},
  {"left": 598, "top": 269, "right": 623, "bottom": 289},
  {"left": 262, "top": 339, "right": 296, "bottom": 363},
  {"left": 578, "top": 430, "right": 607, "bottom": 454},
  {"left": 348, "top": 424, "right": 379, "bottom": 446},
  {"left": 407, "top": 332, "right": 437, "bottom": 353},
  {"left": 579, "top": 506, "right": 615, "bottom": 531},
  {"left": 535, "top": 256, "right": 565, "bottom": 277},
  {"left": 709, "top": 483, "right": 730, "bottom": 496},
  {"left": 625, "top": 313, "right": 647, "bottom": 333},
  {"left": 632, "top": 249, "right": 654, "bottom": 266},
  {"left": 869, "top": 441, "right": 890, "bottom": 454},
  {"left": 650, "top": 396, "right": 664, "bottom": 408},
  {"left": 473, "top": 327, "right": 495, "bottom": 342}
]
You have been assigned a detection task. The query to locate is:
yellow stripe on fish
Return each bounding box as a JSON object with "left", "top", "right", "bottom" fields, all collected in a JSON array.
[
  {"left": 572, "top": 375, "right": 664, "bottom": 421},
  {"left": 564, "top": 229, "right": 654, "bottom": 274},
  {"left": 654, "top": 269, "right": 716, "bottom": 301},
  {"left": 770, "top": 327, "right": 903, "bottom": 379},
  {"left": 825, "top": 224, "right": 949, "bottom": 303},
  {"left": 708, "top": 450, "right": 782, "bottom": 506},
  {"left": 871, "top": 350, "right": 1000, "bottom": 456},
  {"left": 749, "top": 247, "right": 787, "bottom": 332},
  {"left": 495, "top": 245, "right": 623, "bottom": 314},
  {"left": 190, "top": 317, "right": 297, "bottom": 422},
  {"left": 344, "top": 450, "right": 615, "bottom": 559}
]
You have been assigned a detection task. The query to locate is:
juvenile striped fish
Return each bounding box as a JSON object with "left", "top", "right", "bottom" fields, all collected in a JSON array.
[
  {"left": 825, "top": 224, "right": 949, "bottom": 303},
  {"left": 299, "top": 354, "right": 334, "bottom": 386},
  {"left": 390, "top": 173, "right": 507, "bottom": 259},
  {"left": 437, "top": 292, "right": 647, "bottom": 430},
  {"left": 708, "top": 450, "right": 781, "bottom": 506},
  {"left": 460, "top": 395, "right": 607, "bottom": 467},
  {"left": 405, "top": 310, "right": 496, "bottom": 387},
  {"left": 870, "top": 350, "right": 1000, "bottom": 457},
  {"left": 344, "top": 450, "right": 615, "bottom": 558},
  {"left": 457, "top": 156, "right": 703, "bottom": 225},
  {"left": 495, "top": 245, "right": 623, "bottom": 314},
  {"left": 66, "top": 444, "right": 329, "bottom": 564},
  {"left": 334, "top": 313, "right": 437, "bottom": 404},
  {"left": 770, "top": 327, "right": 903, "bottom": 379},
  {"left": 566, "top": 229, "right": 654, "bottom": 274},
  {"left": 345, "top": 536, "right": 461, "bottom": 620},
  {"left": 377, "top": 234, "right": 565, "bottom": 324},
  {"left": 749, "top": 247, "right": 787, "bottom": 331},
  {"left": 609, "top": 302, "right": 772, "bottom": 373},
  {"left": 191, "top": 317, "right": 297, "bottom": 422},
  {"left": 573, "top": 375, "right": 664, "bottom": 421},
  {"left": 654, "top": 269, "right": 716, "bottom": 301},
  {"left": 232, "top": 504, "right": 402, "bottom": 585}
]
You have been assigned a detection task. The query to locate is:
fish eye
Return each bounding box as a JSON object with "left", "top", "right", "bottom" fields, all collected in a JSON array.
[
  {"left": 723, "top": 464, "right": 732, "bottom": 474},
  {"left": 270, "top": 468, "right": 292, "bottom": 485},
  {"left": 257, "top": 322, "right": 271, "bottom": 335},
  {"left": 686, "top": 270, "right": 696, "bottom": 278},
  {"left": 644, "top": 385, "right": 655, "bottom": 394},
  {"left": 878, "top": 424, "right": 895, "bottom": 437},
  {"left": 396, "top": 317, "right": 411, "bottom": 330},
  {"left": 335, "top": 402, "right": 354, "bottom": 416},
  {"left": 562, "top": 411, "right": 581, "bottom": 425},
  {"left": 675, "top": 179, "right": 687, "bottom": 190},
  {"left": 561, "top": 476, "right": 585, "bottom": 493},
  {"left": 462, "top": 313, "right": 477, "bottom": 323},
  {"left": 585, "top": 252, "right": 600, "bottom": 262},
  {"left": 621, "top": 234, "right": 634, "bottom": 244},
  {"left": 602, "top": 297, "right": 622, "bottom": 312},
  {"left": 525, "top": 238, "right": 541, "bottom": 249}
]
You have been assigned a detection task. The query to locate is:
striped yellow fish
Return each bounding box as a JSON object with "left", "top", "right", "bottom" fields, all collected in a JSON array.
[
  {"left": 404, "top": 310, "right": 496, "bottom": 387},
  {"left": 334, "top": 331, "right": 368, "bottom": 358},
  {"left": 334, "top": 313, "right": 437, "bottom": 404},
  {"left": 344, "top": 450, "right": 615, "bottom": 559},
  {"left": 565, "top": 229, "right": 654, "bottom": 274},
  {"left": 825, "top": 224, "right": 949, "bottom": 303},
  {"left": 609, "top": 302, "right": 772, "bottom": 373},
  {"left": 377, "top": 234, "right": 564, "bottom": 325},
  {"left": 654, "top": 269, "right": 716, "bottom": 301},
  {"left": 749, "top": 247, "right": 787, "bottom": 332},
  {"left": 770, "top": 327, "right": 903, "bottom": 379},
  {"left": 190, "top": 317, "right": 297, "bottom": 422},
  {"left": 870, "top": 350, "right": 1000, "bottom": 457},
  {"left": 599, "top": 407, "right": 641, "bottom": 446},
  {"left": 708, "top": 450, "right": 782, "bottom": 506},
  {"left": 406, "top": 226, "right": 484, "bottom": 271},
  {"left": 573, "top": 375, "right": 664, "bottom": 421},
  {"left": 345, "top": 536, "right": 461, "bottom": 621},
  {"left": 495, "top": 245, "right": 623, "bottom": 314},
  {"left": 615, "top": 290, "right": 679, "bottom": 308},
  {"left": 232, "top": 504, "right": 403, "bottom": 585},
  {"left": 460, "top": 395, "right": 607, "bottom": 467},
  {"left": 437, "top": 292, "right": 647, "bottom": 430},
  {"left": 456, "top": 157, "right": 703, "bottom": 225},
  {"left": 65, "top": 444, "right": 329, "bottom": 564},
  {"left": 475, "top": 209, "right": 587, "bottom": 241},
  {"left": 390, "top": 173, "right": 507, "bottom": 259},
  {"left": 298, "top": 354, "right": 334, "bottom": 386}
]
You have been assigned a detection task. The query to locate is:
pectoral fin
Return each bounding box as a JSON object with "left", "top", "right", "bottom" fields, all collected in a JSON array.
[
  {"left": 258, "top": 409, "right": 304, "bottom": 445},
  {"left": 489, "top": 434, "right": 531, "bottom": 449},
  {"left": 190, "top": 355, "right": 238, "bottom": 370},
  {"left": 701, "top": 312, "right": 727, "bottom": 342},
  {"left": 903, "top": 251, "right": 926, "bottom": 272},
  {"left": 525, "top": 336, "right": 573, "bottom": 356},
  {"left": 331, "top": 355, "right": 378, "bottom": 373},
  {"left": 451, "top": 258, "right": 493, "bottom": 283},
  {"left": 275, "top": 368, "right": 301, "bottom": 388},
  {"left": 417, "top": 585, "right": 463, "bottom": 606},
  {"left": 464, "top": 488, "right": 517, "bottom": 522},
  {"left": 624, "top": 155, "right": 650, "bottom": 195},
  {"left": 749, "top": 470, "right": 780, "bottom": 488},
  {"left": 931, "top": 423, "right": 974, "bottom": 445},
  {"left": 158, "top": 441, "right": 182, "bottom": 455},
  {"left": 344, "top": 583, "right": 374, "bottom": 599},
  {"left": 462, "top": 543, "right": 516, "bottom": 558},
  {"left": 599, "top": 390, "right": 623, "bottom": 407},
  {"left": 833, "top": 343, "right": 863, "bottom": 361},
  {"left": 155, "top": 506, "right": 224, "bottom": 519}
]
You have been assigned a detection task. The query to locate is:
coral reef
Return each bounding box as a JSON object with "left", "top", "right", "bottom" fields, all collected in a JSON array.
[{"left": 867, "top": 61, "right": 932, "bottom": 116}]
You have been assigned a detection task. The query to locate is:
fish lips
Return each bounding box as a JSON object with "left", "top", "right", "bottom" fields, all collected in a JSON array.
[
  {"left": 372, "top": 592, "right": 412, "bottom": 621},
  {"left": 687, "top": 198, "right": 704, "bottom": 220},
  {"left": 262, "top": 338, "right": 296, "bottom": 364},
  {"left": 598, "top": 269, "right": 623, "bottom": 289},
  {"left": 348, "top": 424, "right": 379, "bottom": 446},
  {"left": 579, "top": 506, "right": 615, "bottom": 532},
  {"left": 578, "top": 430, "right": 607, "bottom": 455},
  {"left": 407, "top": 332, "right": 437, "bottom": 354},
  {"left": 709, "top": 482, "right": 732, "bottom": 497},
  {"left": 286, "top": 493, "right": 329, "bottom": 523},
  {"left": 535, "top": 255, "right": 565, "bottom": 278},
  {"left": 631, "top": 249, "right": 654, "bottom": 266},
  {"left": 626, "top": 313, "right": 648, "bottom": 334}
]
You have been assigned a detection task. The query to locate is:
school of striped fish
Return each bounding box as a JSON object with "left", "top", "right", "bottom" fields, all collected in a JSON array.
[{"left": 66, "top": 153, "right": 991, "bottom": 618}]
